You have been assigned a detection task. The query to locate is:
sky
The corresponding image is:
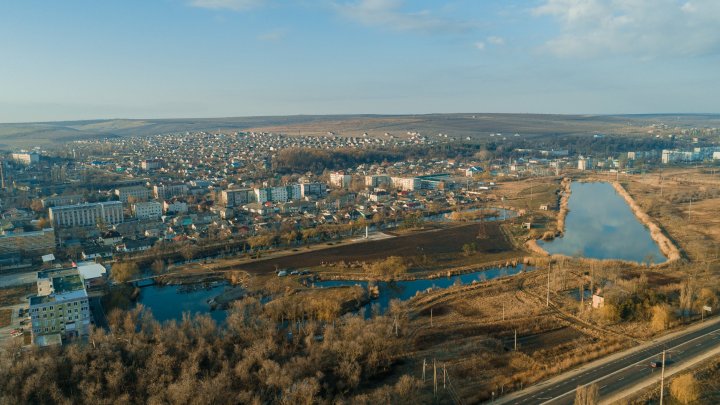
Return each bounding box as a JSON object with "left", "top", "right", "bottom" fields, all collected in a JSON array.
[{"left": 1, "top": 0, "right": 719, "bottom": 122}]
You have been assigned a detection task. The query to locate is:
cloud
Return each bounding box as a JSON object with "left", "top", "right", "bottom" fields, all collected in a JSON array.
[
  {"left": 487, "top": 36, "right": 505, "bottom": 46},
  {"left": 474, "top": 41, "right": 485, "bottom": 50},
  {"left": 190, "top": 0, "right": 266, "bottom": 11},
  {"left": 533, "top": 0, "right": 720, "bottom": 58},
  {"left": 258, "top": 29, "right": 287, "bottom": 42},
  {"left": 335, "top": 0, "right": 475, "bottom": 34}
]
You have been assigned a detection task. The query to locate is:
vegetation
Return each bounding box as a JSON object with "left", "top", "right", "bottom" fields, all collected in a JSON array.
[
  {"left": 0, "top": 299, "right": 419, "bottom": 404},
  {"left": 110, "top": 261, "right": 140, "bottom": 283},
  {"left": 273, "top": 148, "right": 405, "bottom": 174},
  {"left": 364, "top": 256, "right": 408, "bottom": 279},
  {"left": 670, "top": 373, "right": 700, "bottom": 404}
]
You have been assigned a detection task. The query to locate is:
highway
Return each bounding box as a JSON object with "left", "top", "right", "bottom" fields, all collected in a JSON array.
[{"left": 496, "top": 317, "right": 720, "bottom": 404}]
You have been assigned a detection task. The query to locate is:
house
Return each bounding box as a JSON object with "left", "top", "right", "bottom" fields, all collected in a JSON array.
[
  {"left": 592, "top": 294, "right": 605, "bottom": 309},
  {"left": 465, "top": 166, "right": 483, "bottom": 177}
]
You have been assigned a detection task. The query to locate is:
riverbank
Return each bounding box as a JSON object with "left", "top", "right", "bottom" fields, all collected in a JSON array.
[{"left": 611, "top": 181, "right": 682, "bottom": 263}]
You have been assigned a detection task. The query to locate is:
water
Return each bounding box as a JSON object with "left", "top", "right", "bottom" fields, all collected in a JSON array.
[
  {"left": 539, "top": 182, "right": 666, "bottom": 263},
  {"left": 136, "top": 283, "right": 228, "bottom": 324},
  {"left": 315, "top": 264, "right": 531, "bottom": 315}
]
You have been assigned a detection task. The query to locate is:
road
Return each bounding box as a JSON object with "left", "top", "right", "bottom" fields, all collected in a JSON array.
[{"left": 496, "top": 317, "right": 720, "bottom": 405}]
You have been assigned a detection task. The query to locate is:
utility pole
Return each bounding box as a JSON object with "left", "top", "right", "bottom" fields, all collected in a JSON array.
[
  {"left": 514, "top": 329, "right": 517, "bottom": 351},
  {"left": 502, "top": 302, "right": 505, "bottom": 321},
  {"left": 660, "top": 350, "right": 666, "bottom": 405},
  {"left": 422, "top": 358, "right": 426, "bottom": 382},
  {"left": 430, "top": 308, "right": 433, "bottom": 327},
  {"left": 433, "top": 359, "right": 437, "bottom": 396}
]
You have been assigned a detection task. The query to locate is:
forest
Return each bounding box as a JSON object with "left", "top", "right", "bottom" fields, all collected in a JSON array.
[{"left": 0, "top": 299, "right": 421, "bottom": 405}]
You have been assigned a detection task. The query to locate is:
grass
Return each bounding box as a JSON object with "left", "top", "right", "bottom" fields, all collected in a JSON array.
[
  {"left": 0, "top": 309, "right": 11, "bottom": 328},
  {"left": 0, "top": 284, "right": 36, "bottom": 307}
]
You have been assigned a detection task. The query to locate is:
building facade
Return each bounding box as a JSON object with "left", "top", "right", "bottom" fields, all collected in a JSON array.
[
  {"left": 133, "top": 201, "right": 162, "bottom": 220},
  {"left": 153, "top": 184, "right": 189, "bottom": 199},
  {"left": 115, "top": 186, "right": 152, "bottom": 203},
  {"left": 29, "top": 267, "right": 91, "bottom": 344},
  {"left": 220, "top": 188, "right": 254, "bottom": 207},
  {"left": 49, "top": 201, "right": 124, "bottom": 228},
  {"left": 329, "top": 172, "right": 352, "bottom": 188}
]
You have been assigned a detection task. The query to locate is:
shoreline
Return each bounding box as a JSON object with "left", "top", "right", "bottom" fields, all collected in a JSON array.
[
  {"left": 610, "top": 181, "right": 682, "bottom": 263},
  {"left": 527, "top": 179, "right": 681, "bottom": 266}
]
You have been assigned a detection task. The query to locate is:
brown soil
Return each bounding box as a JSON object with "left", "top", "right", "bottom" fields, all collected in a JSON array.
[{"left": 234, "top": 222, "right": 522, "bottom": 273}]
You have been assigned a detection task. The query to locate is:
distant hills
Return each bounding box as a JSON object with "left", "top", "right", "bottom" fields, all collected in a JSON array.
[{"left": 1, "top": 113, "right": 719, "bottom": 149}]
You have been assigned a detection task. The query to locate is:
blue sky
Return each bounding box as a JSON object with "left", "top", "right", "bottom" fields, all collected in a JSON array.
[{"left": 1, "top": 0, "right": 719, "bottom": 122}]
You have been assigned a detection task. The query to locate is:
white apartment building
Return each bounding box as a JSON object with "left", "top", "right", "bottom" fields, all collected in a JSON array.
[
  {"left": 329, "top": 172, "right": 352, "bottom": 188},
  {"left": 11, "top": 151, "right": 40, "bottom": 165},
  {"left": 115, "top": 186, "right": 152, "bottom": 203},
  {"left": 365, "top": 175, "right": 391, "bottom": 187},
  {"left": 49, "top": 201, "right": 124, "bottom": 228},
  {"left": 163, "top": 200, "right": 188, "bottom": 214},
  {"left": 133, "top": 201, "right": 162, "bottom": 220},
  {"left": 390, "top": 177, "right": 419, "bottom": 191},
  {"left": 153, "top": 184, "right": 189, "bottom": 199}
]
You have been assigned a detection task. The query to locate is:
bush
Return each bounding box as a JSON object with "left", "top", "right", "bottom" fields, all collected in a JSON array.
[{"left": 670, "top": 373, "right": 700, "bottom": 404}]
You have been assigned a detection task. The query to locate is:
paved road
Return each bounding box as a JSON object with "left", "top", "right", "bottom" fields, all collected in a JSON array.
[{"left": 497, "top": 317, "right": 720, "bottom": 404}]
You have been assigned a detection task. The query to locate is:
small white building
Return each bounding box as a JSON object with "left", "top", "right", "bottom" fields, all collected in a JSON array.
[{"left": 133, "top": 201, "right": 162, "bottom": 220}]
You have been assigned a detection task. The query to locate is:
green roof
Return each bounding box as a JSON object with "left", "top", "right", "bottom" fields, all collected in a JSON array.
[{"left": 52, "top": 274, "right": 84, "bottom": 294}]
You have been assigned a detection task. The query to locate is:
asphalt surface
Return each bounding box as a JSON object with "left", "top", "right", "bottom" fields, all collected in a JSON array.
[{"left": 499, "top": 319, "right": 720, "bottom": 404}]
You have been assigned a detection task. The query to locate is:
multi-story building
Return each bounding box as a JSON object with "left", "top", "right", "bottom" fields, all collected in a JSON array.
[
  {"left": 254, "top": 185, "right": 301, "bottom": 203},
  {"left": 300, "top": 182, "right": 327, "bottom": 198},
  {"left": 115, "top": 186, "right": 152, "bottom": 203},
  {"left": 0, "top": 228, "right": 55, "bottom": 256},
  {"left": 29, "top": 267, "right": 91, "bottom": 345},
  {"left": 141, "top": 159, "right": 163, "bottom": 170},
  {"left": 41, "top": 194, "right": 84, "bottom": 208},
  {"left": 163, "top": 200, "right": 188, "bottom": 214},
  {"left": 11, "top": 151, "right": 40, "bottom": 165},
  {"left": 220, "top": 188, "right": 254, "bottom": 207},
  {"left": 49, "top": 201, "right": 124, "bottom": 228},
  {"left": 132, "top": 201, "right": 162, "bottom": 220},
  {"left": 329, "top": 172, "right": 352, "bottom": 189},
  {"left": 578, "top": 158, "right": 592, "bottom": 171},
  {"left": 390, "top": 177, "right": 419, "bottom": 191},
  {"left": 153, "top": 184, "right": 189, "bottom": 199},
  {"left": 365, "top": 175, "right": 391, "bottom": 188}
]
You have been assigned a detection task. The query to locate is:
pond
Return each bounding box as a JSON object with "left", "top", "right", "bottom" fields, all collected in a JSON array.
[
  {"left": 538, "top": 182, "right": 666, "bottom": 263},
  {"left": 314, "top": 264, "right": 531, "bottom": 315},
  {"left": 136, "top": 283, "right": 228, "bottom": 324},
  {"left": 136, "top": 264, "right": 531, "bottom": 322}
]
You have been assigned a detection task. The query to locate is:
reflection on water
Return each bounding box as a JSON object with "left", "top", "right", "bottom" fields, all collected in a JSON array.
[
  {"left": 137, "top": 283, "right": 228, "bottom": 324},
  {"left": 315, "top": 264, "right": 531, "bottom": 315},
  {"left": 539, "top": 182, "right": 665, "bottom": 263}
]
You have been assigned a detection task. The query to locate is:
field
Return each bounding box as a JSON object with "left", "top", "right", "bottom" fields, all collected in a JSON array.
[
  {"left": 3, "top": 113, "right": 720, "bottom": 148},
  {"left": 0, "top": 284, "right": 35, "bottom": 307},
  {"left": 233, "top": 221, "right": 523, "bottom": 275},
  {"left": 0, "top": 309, "right": 10, "bottom": 328}
]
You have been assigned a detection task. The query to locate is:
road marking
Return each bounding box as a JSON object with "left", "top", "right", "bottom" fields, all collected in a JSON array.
[{"left": 600, "top": 385, "right": 608, "bottom": 389}]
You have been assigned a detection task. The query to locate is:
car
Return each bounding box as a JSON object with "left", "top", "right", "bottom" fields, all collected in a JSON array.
[
  {"left": 290, "top": 270, "right": 299, "bottom": 276},
  {"left": 649, "top": 361, "right": 661, "bottom": 368}
]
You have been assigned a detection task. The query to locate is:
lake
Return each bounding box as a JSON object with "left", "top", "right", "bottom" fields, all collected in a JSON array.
[
  {"left": 137, "top": 283, "right": 228, "bottom": 324},
  {"left": 538, "top": 182, "right": 665, "bottom": 263}
]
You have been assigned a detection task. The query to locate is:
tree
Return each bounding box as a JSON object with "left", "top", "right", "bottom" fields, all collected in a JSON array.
[
  {"left": 112, "top": 261, "right": 140, "bottom": 283},
  {"left": 670, "top": 373, "right": 700, "bottom": 404},
  {"left": 651, "top": 304, "right": 674, "bottom": 332},
  {"left": 462, "top": 242, "right": 477, "bottom": 256},
  {"left": 365, "top": 256, "right": 408, "bottom": 279},
  {"left": 151, "top": 259, "right": 166, "bottom": 275},
  {"left": 574, "top": 383, "right": 598, "bottom": 405}
]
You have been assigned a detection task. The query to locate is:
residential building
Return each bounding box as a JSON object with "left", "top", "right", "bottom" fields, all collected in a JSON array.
[
  {"left": 141, "top": 159, "right": 163, "bottom": 170},
  {"left": 390, "top": 176, "right": 419, "bottom": 191},
  {"left": 132, "top": 201, "right": 162, "bottom": 220},
  {"left": 29, "top": 267, "right": 91, "bottom": 345},
  {"left": 153, "top": 184, "right": 189, "bottom": 199},
  {"left": 49, "top": 201, "right": 124, "bottom": 228},
  {"left": 115, "top": 186, "right": 152, "bottom": 203},
  {"left": 254, "top": 185, "right": 301, "bottom": 203},
  {"left": 578, "top": 158, "right": 592, "bottom": 171},
  {"left": 0, "top": 228, "right": 55, "bottom": 256},
  {"left": 220, "top": 188, "right": 254, "bottom": 207},
  {"left": 329, "top": 172, "right": 352, "bottom": 188},
  {"left": 365, "top": 175, "right": 391, "bottom": 188},
  {"left": 11, "top": 151, "right": 40, "bottom": 165},
  {"left": 300, "top": 182, "right": 327, "bottom": 198},
  {"left": 41, "top": 194, "right": 84, "bottom": 208},
  {"left": 163, "top": 200, "right": 188, "bottom": 214}
]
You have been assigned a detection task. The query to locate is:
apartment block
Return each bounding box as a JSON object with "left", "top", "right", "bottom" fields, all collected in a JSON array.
[
  {"left": 30, "top": 267, "right": 91, "bottom": 345},
  {"left": 49, "top": 201, "right": 124, "bottom": 228}
]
